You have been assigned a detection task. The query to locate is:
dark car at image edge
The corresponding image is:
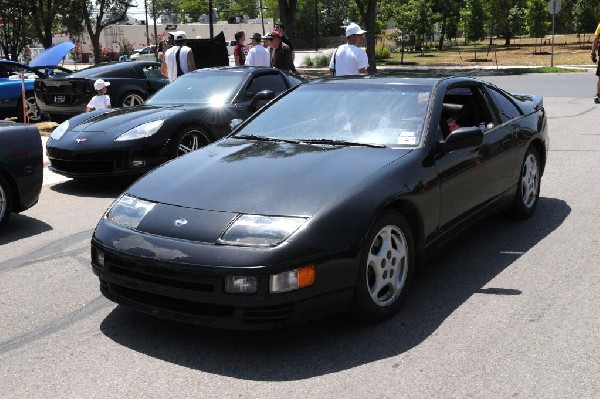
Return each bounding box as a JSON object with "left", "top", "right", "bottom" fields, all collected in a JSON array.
[{"left": 90, "top": 76, "right": 549, "bottom": 330}]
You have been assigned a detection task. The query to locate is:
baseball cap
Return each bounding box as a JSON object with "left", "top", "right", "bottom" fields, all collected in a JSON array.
[
  {"left": 93, "top": 79, "right": 110, "bottom": 91},
  {"left": 346, "top": 22, "right": 366, "bottom": 37},
  {"left": 262, "top": 31, "right": 281, "bottom": 40}
]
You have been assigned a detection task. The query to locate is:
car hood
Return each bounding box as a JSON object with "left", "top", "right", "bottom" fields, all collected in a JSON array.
[
  {"left": 70, "top": 105, "right": 183, "bottom": 134},
  {"left": 127, "top": 138, "right": 412, "bottom": 217},
  {"left": 29, "top": 42, "right": 75, "bottom": 67}
]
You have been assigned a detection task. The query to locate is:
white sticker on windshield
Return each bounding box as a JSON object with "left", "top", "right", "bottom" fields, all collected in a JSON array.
[{"left": 398, "top": 130, "right": 416, "bottom": 145}]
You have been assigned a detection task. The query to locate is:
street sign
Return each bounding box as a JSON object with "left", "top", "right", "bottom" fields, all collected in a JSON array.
[{"left": 547, "top": 0, "right": 561, "bottom": 14}]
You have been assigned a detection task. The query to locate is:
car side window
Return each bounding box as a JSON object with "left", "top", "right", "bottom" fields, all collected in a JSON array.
[
  {"left": 440, "top": 85, "right": 495, "bottom": 139},
  {"left": 246, "top": 74, "right": 287, "bottom": 98},
  {"left": 486, "top": 86, "right": 522, "bottom": 123},
  {"left": 142, "top": 65, "right": 166, "bottom": 80}
]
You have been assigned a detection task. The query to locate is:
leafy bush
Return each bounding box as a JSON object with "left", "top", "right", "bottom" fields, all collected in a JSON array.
[
  {"left": 375, "top": 44, "right": 391, "bottom": 60},
  {"left": 302, "top": 54, "right": 330, "bottom": 67}
]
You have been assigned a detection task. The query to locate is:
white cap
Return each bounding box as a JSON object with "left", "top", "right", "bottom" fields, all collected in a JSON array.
[
  {"left": 346, "top": 22, "right": 366, "bottom": 37},
  {"left": 93, "top": 79, "right": 110, "bottom": 91},
  {"left": 169, "top": 30, "right": 186, "bottom": 40}
]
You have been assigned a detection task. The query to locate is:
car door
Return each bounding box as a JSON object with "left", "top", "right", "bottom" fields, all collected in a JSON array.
[
  {"left": 140, "top": 63, "right": 168, "bottom": 93},
  {"left": 434, "top": 83, "right": 515, "bottom": 232}
]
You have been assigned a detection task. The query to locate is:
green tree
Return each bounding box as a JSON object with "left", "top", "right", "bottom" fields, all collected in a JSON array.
[
  {"left": 0, "top": 2, "right": 32, "bottom": 60},
  {"left": 462, "top": 0, "right": 485, "bottom": 59},
  {"left": 353, "top": 0, "right": 378, "bottom": 73},
  {"left": 573, "top": 0, "right": 597, "bottom": 43},
  {"left": 527, "top": 0, "right": 550, "bottom": 53}
]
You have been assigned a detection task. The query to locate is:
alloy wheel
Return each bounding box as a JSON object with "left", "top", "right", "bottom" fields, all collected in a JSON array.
[{"left": 521, "top": 152, "right": 539, "bottom": 209}]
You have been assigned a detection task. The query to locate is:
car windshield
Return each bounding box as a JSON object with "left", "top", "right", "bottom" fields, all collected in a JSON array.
[
  {"left": 234, "top": 83, "right": 432, "bottom": 147},
  {"left": 146, "top": 71, "right": 246, "bottom": 106}
]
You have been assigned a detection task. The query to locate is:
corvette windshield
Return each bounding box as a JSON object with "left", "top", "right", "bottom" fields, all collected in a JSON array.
[
  {"left": 234, "top": 83, "right": 432, "bottom": 147},
  {"left": 146, "top": 72, "right": 245, "bottom": 105}
]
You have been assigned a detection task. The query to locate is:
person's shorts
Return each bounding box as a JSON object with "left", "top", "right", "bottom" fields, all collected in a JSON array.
[{"left": 596, "top": 61, "right": 600, "bottom": 77}]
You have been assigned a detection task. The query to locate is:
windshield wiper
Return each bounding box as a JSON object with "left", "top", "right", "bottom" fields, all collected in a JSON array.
[
  {"left": 235, "top": 134, "right": 301, "bottom": 144},
  {"left": 299, "top": 138, "right": 386, "bottom": 148}
]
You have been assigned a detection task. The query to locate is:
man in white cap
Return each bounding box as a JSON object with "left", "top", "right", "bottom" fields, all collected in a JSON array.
[
  {"left": 164, "top": 31, "right": 196, "bottom": 82},
  {"left": 86, "top": 79, "right": 111, "bottom": 111},
  {"left": 329, "top": 22, "right": 369, "bottom": 76}
]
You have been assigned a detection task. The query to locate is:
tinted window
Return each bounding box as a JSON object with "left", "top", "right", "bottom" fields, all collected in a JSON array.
[
  {"left": 246, "top": 74, "right": 287, "bottom": 97},
  {"left": 146, "top": 71, "right": 245, "bottom": 105},
  {"left": 142, "top": 65, "right": 166, "bottom": 80},
  {"left": 440, "top": 85, "right": 495, "bottom": 138},
  {"left": 235, "top": 83, "right": 433, "bottom": 147},
  {"left": 487, "top": 86, "right": 522, "bottom": 123},
  {"left": 69, "top": 63, "right": 141, "bottom": 79}
]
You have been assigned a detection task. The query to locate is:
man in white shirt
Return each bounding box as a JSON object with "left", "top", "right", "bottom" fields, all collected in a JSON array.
[
  {"left": 329, "top": 22, "right": 369, "bottom": 77},
  {"left": 164, "top": 31, "right": 196, "bottom": 82},
  {"left": 245, "top": 32, "right": 270, "bottom": 67}
]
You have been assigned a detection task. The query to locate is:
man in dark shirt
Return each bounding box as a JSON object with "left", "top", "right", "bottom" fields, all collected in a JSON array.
[
  {"left": 263, "top": 31, "right": 295, "bottom": 72},
  {"left": 274, "top": 22, "right": 295, "bottom": 61}
]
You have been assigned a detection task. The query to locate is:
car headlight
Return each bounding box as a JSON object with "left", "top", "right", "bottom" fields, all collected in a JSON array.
[
  {"left": 219, "top": 215, "right": 307, "bottom": 246},
  {"left": 50, "top": 120, "right": 69, "bottom": 140},
  {"left": 115, "top": 120, "right": 164, "bottom": 141},
  {"left": 105, "top": 194, "right": 155, "bottom": 230}
]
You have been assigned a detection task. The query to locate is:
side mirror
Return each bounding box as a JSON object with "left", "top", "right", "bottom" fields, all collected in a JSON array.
[
  {"left": 248, "top": 89, "right": 275, "bottom": 112},
  {"left": 443, "top": 126, "right": 483, "bottom": 152}
]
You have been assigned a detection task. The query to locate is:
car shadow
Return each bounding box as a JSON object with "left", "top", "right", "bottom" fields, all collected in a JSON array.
[
  {"left": 99, "top": 197, "right": 570, "bottom": 381},
  {"left": 0, "top": 214, "right": 53, "bottom": 245},
  {"left": 50, "top": 177, "right": 137, "bottom": 198}
]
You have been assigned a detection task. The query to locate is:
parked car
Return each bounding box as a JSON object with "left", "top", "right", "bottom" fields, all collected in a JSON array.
[
  {"left": 34, "top": 61, "right": 168, "bottom": 121},
  {"left": 0, "top": 121, "right": 43, "bottom": 229},
  {"left": 0, "top": 43, "right": 74, "bottom": 122},
  {"left": 46, "top": 66, "right": 303, "bottom": 178},
  {"left": 129, "top": 45, "right": 157, "bottom": 61},
  {"left": 226, "top": 40, "right": 237, "bottom": 56},
  {"left": 89, "top": 76, "right": 549, "bottom": 330}
]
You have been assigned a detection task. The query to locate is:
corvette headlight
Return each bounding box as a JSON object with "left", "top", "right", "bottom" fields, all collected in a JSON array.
[
  {"left": 115, "top": 120, "right": 164, "bottom": 141},
  {"left": 105, "top": 194, "right": 155, "bottom": 230},
  {"left": 50, "top": 120, "right": 69, "bottom": 140},
  {"left": 219, "top": 215, "right": 307, "bottom": 246}
]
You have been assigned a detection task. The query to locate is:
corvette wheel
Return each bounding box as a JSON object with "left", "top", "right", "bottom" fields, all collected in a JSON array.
[
  {"left": 170, "top": 127, "right": 211, "bottom": 158},
  {"left": 121, "top": 92, "right": 145, "bottom": 107},
  {"left": 509, "top": 146, "right": 541, "bottom": 219},
  {"left": 16, "top": 92, "right": 42, "bottom": 123},
  {"left": 353, "top": 211, "right": 414, "bottom": 322},
  {"left": 0, "top": 174, "right": 13, "bottom": 229}
]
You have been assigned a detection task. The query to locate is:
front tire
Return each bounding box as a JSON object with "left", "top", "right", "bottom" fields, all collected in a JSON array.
[
  {"left": 0, "top": 174, "right": 13, "bottom": 229},
  {"left": 509, "top": 146, "right": 541, "bottom": 219},
  {"left": 169, "top": 127, "right": 211, "bottom": 158},
  {"left": 16, "top": 91, "right": 42, "bottom": 123},
  {"left": 352, "top": 211, "right": 415, "bottom": 323}
]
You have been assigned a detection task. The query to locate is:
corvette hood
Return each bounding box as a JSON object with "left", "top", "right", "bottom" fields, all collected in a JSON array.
[
  {"left": 127, "top": 138, "right": 412, "bottom": 217},
  {"left": 70, "top": 106, "right": 183, "bottom": 135}
]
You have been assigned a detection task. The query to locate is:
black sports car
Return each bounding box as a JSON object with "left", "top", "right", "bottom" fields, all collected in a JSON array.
[
  {"left": 90, "top": 76, "right": 548, "bottom": 330},
  {"left": 34, "top": 61, "right": 168, "bottom": 121},
  {"left": 45, "top": 66, "right": 303, "bottom": 178},
  {"left": 0, "top": 121, "right": 43, "bottom": 229}
]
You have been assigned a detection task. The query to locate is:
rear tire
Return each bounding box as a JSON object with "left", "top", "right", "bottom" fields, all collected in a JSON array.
[
  {"left": 352, "top": 211, "right": 415, "bottom": 323},
  {"left": 508, "top": 146, "right": 541, "bottom": 219},
  {"left": 0, "top": 174, "right": 13, "bottom": 229},
  {"left": 16, "top": 91, "right": 42, "bottom": 123}
]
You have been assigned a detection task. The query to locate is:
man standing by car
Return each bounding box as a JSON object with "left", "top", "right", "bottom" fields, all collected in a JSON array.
[
  {"left": 245, "top": 32, "right": 270, "bottom": 67},
  {"left": 329, "top": 22, "right": 369, "bottom": 77},
  {"left": 264, "top": 31, "right": 295, "bottom": 72},
  {"left": 165, "top": 31, "right": 196, "bottom": 82}
]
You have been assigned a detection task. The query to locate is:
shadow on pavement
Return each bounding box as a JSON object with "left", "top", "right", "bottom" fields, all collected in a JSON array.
[
  {"left": 0, "top": 214, "right": 53, "bottom": 246},
  {"left": 99, "top": 197, "right": 570, "bottom": 381},
  {"left": 49, "top": 177, "right": 137, "bottom": 198}
]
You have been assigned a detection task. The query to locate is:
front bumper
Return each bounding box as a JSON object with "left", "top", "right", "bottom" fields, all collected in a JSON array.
[{"left": 91, "top": 220, "right": 358, "bottom": 330}]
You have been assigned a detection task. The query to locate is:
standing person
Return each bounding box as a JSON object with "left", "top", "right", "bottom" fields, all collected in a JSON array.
[
  {"left": 591, "top": 22, "right": 600, "bottom": 103},
  {"left": 86, "top": 79, "right": 111, "bottom": 111},
  {"left": 263, "top": 31, "right": 295, "bottom": 72},
  {"left": 274, "top": 22, "right": 295, "bottom": 61},
  {"left": 329, "top": 22, "right": 369, "bottom": 77},
  {"left": 157, "top": 40, "right": 170, "bottom": 78},
  {"left": 245, "top": 32, "right": 270, "bottom": 67},
  {"left": 233, "top": 31, "right": 249, "bottom": 66},
  {"left": 164, "top": 31, "right": 196, "bottom": 82}
]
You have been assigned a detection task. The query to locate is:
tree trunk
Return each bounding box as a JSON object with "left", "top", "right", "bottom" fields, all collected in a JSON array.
[
  {"left": 277, "top": 0, "right": 298, "bottom": 40},
  {"left": 355, "top": 0, "right": 378, "bottom": 74}
]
